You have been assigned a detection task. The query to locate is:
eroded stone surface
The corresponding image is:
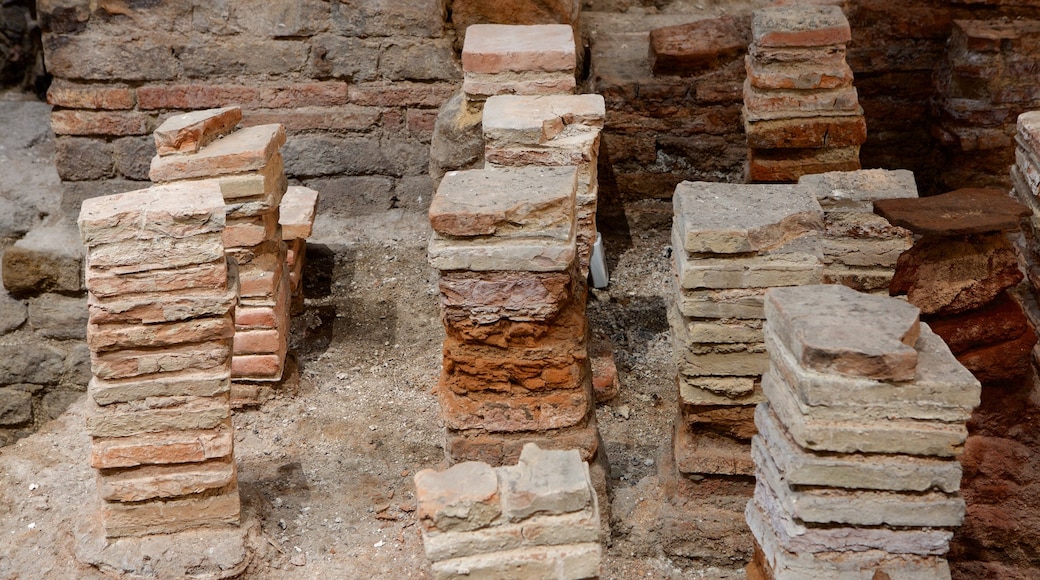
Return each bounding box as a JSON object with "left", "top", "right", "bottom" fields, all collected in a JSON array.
[
  {"left": 874, "top": 188, "right": 1030, "bottom": 237},
  {"left": 415, "top": 462, "right": 502, "bottom": 533},
  {"left": 752, "top": 5, "right": 851, "bottom": 48},
  {"left": 799, "top": 169, "right": 919, "bottom": 211},
  {"left": 153, "top": 106, "right": 242, "bottom": 157}
]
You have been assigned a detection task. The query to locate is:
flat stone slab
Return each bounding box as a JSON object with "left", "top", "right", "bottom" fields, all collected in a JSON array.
[
  {"left": 153, "top": 106, "right": 242, "bottom": 157},
  {"left": 498, "top": 443, "right": 592, "bottom": 521},
  {"left": 414, "top": 461, "right": 502, "bottom": 533},
  {"left": 429, "top": 167, "right": 577, "bottom": 240},
  {"left": 483, "top": 94, "right": 605, "bottom": 146},
  {"left": 431, "top": 543, "right": 601, "bottom": 580},
  {"left": 149, "top": 124, "right": 285, "bottom": 183},
  {"left": 673, "top": 181, "right": 823, "bottom": 255},
  {"left": 428, "top": 234, "right": 575, "bottom": 273},
  {"left": 78, "top": 182, "right": 226, "bottom": 247},
  {"left": 649, "top": 16, "right": 748, "bottom": 76},
  {"left": 462, "top": 24, "right": 576, "bottom": 74},
  {"left": 752, "top": 5, "right": 851, "bottom": 48},
  {"left": 1018, "top": 110, "right": 1040, "bottom": 154},
  {"left": 765, "top": 284, "right": 921, "bottom": 381},
  {"left": 874, "top": 187, "right": 1031, "bottom": 236},
  {"left": 279, "top": 185, "right": 318, "bottom": 240},
  {"left": 798, "top": 169, "right": 919, "bottom": 211}
]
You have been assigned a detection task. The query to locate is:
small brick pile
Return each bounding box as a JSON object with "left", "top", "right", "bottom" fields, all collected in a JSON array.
[
  {"left": 414, "top": 443, "right": 601, "bottom": 580},
  {"left": 748, "top": 284, "right": 980, "bottom": 579},
  {"left": 149, "top": 107, "right": 306, "bottom": 404},
  {"left": 78, "top": 184, "right": 239, "bottom": 538},
  {"left": 669, "top": 181, "right": 824, "bottom": 477},
  {"left": 798, "top": 169, "right": 917, "bottom": 294},
  {"left": 876, "top": 188, "right": 1035, "bottom": 386},
  {"left": 428, "top": 165, "right": 600, "bottom": 467},
  {"left": 461, "top": 24, "right": 577, "bottom": 108},
  {"left": 743, "top": 5, "right": 865, "bottom": 183}
]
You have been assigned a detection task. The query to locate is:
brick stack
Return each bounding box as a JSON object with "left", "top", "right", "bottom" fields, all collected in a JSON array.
[
  {"left": 279, "top": 185, "right": 319, "bottom": 310},
  {"left": 669, "top": 181, "right": 824, "bottom": 477},
  {"left": 748, "top": 284, "right": 981, "bottom": 579},
  {"left": 77, "top": 183, "right": 239, "bottom": 538},
  {"left": 148, "top": 107, "right": 292, "bottom": 405},
  {"left": 875, "top": 188, "right": 1035, "bottom": 386},
  {"left": 743, "top": 5, "right": 865, "bottom": 183},
  {"left": 428, "top": 165, "right": 600, "bottom": 467},
  {"left": 934, "top": 19, "right": 1040, "bottom": 190},
  {"left": 798, "top": 169, "right": 917, "bottom": 295},
  {"left": 461, "top": 24, "right": 576, "bottom": 110},
  {"left": 1012, "top": 111, "right": 1040, "bottom": 290},
  {"left": 414, "top": 443, "right": 601, "bottom": 580}
]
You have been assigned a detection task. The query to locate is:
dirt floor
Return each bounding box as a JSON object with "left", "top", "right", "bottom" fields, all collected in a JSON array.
[{"left": 0, "top": 90, "right": 748, "bottom": 578}]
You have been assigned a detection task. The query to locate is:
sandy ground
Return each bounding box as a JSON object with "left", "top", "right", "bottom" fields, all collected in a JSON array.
[{"left": 0, "top": 95, "right": 746, "bottom": 578}]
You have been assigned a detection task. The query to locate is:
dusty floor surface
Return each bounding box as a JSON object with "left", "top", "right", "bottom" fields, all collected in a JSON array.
[{"left": 0, "top": 92, "right": 746, "bottom": 578}]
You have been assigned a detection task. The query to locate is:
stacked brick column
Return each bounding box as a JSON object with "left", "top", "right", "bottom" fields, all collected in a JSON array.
[
  {"left": 77, "top": 183, "right": 240, "bottom": 538},
  {"left": 148, "top": 107, "right": 293, "bottom": 405},
  {"left": 748, "top": 284, "right": 980, "bottom": 579},
  {"left": 875, "top": 188, "right": 1035, "bottom": 386},
  {"left": 428, "top": 165, "right": 600, "bottom": 466},
  {"left": 669, "top": 181, "right": 824, "bottom": 477},
  {"left": 743, "top": 5, "right": 864, "bottom": 183},
  {"left": 414, "top": 443, "right": 601, "bottom": 580},
  {"left": 798, "top": 169, "right": 917, "bottom": 295},
  {"left": 1012, "top": 111, "right": 1040, "bottom": 291}
]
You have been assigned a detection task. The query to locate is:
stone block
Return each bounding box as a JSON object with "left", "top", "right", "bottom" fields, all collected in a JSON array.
[
  {"left": 0, "top": 290, "right": 27, "bottom": 335},
  {"left": 754, "top": 404, "right": 963, "bottom": 494},
  {"left": 461, "top": 24, "right": 576, "bottom": 75},
  {"left": 650, "top": 16, "right": 748, "bottom": 77},
  {"left": 675, "top": 340, "right": 769, "bottom": 378},
  {"left": 674, "top": 307, "right": 764, "bottom": 344},
  {"left": 84, "top": 232, "right": 225, "bottom": 277},
  {"left": 751, "top": 5, "right": 852, "bottom": 48},
  {"left": 50, "top": 110, "right": 152, "bottom": 137},
  {"left": 86, "top": 396, "right": 231, "bottom": 438},
  {"left": 88, "top": 316, "right": 234, "bottom": 353},
  {"left": 149, "top": 124, "right": 286, "bottom": 183},
  {"left": 673, "top": 420, "right": 755, "bottom": 476},
  {"left": 429, "top": 167, "right": 577, "bottom": 240},
  {"left": 85, "top": 258, "right": 228, "bottom": 299},
  {"left": 101, "top": 488, "right": 240, "bottom": 538},
  {"left": 77, "top": 182, "right": 226, "bottom": 247},
  {"left": 674, "top": 234, "right": 822, "bottom": 290},
  {"left": 482, "top": 94, "right": 604, "bottom": 146},
  {"left": 430, "top": 543, "right": 600, "bottom": 580},
  {"left": 821, "top": 211, "right": 912, "bottom": 264},
  {"left": 428, "top": 234, "right": 575, "bottom": 273},
  {"left": 450, "top": 0, "right": 581, "bottom": 33},
  {"left": 498, "top": 444, "right": 591, "bottom": 521},
  {"left": 680, "top": 376, "right": 761, "bottom": 404},
  {"left": 153, "top": 107, "right": 242, "bottom": 157},
  {"left": 2, "top": 221, "right": 84, "bottom": 296},
  {"left": 444, "top": 415, "right": 600, "bottom": 466},
  {"left": 217, "top": 153, "right": 288, "bottom": 203},
  {"left": 821, "top": 265, "right": 895, "bottom": 293},
  {"left": 798, "top": 169, "right": 918, "bottom": 211},
  {"left": 874, "top": 187, "right": 1029, "bottom": 237},
  {"left": 0, "top": 387, "right": 32, "bottom": 426},
  {"left": 764, "top": 284, "right": 920, "bottom": 381},
  {"left": 673, "top": 181, "right": 823, "bottom": 255},
  {"left": 415, "top": 461, "right": 501, "bottom": 533},
  {"left": 90, "top": 371, "right": 230, "bottom": 407},
  {"left": 28, "top": 293, "right": 88, "bottom": 340},
  {"left": 47, "top": 81, "right": 136, "bottom": 110},
  {"left": 743, "top": 81, "right": 862, "bottom": 122},
  {"left": 744, "top": 114, "right": 866, "bottom": 150},
  {"left": 463, "top": 72, "right": 577, "bottom": 101},
  {"left": 0, "top": 344, "right": 65, "bottom": 386},
  {"left": 90, "top": 427, "right": 234, "bottom": 469},
  {"left": 279, "top": 186, "right": 319, "bottom": 240},
  {"left": 98, "top": 460, "right": 236, "bottom": 503},
  {"left": 91, "top": 339, "right": 230, "bottom": 380}
]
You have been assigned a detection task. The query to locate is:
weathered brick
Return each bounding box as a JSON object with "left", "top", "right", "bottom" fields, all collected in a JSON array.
[
  {"left": 86, "top": 396, "right": 231, "bottom": 438},
  {"left": 650, "top": 16, "right": 749, "bottom": 77},
  {"left": 380, "top": 38, "right": 460, "bottom": 82},
  {"left": 98, "top": 460, "right": 236, "bottom": 503},
  {"left": 51, "top": 110, "right": 152, "bottom": 136},
  {"left": 231, "top": 353, "right": 285, "bottom": 380},
  {"left": 101, "top": 488, "right": 240, "bottom": 537},
  {"left": 745, "top": 116, "right": 867, "bottom": 149},
  {"left": 179, "top": 39, "right": 310, "bottom": 77},
  {"left": 258, "top": 82, "right": 349, "bottom": 108},
  {"left": 47, "top": 81, "right": 136, "bottom": 110},
  {"left": 113, "top": 136, "right": 158, "bottom": 181},
  {"left": 309, "top": 34, "right": 381, "bottom": 82},
  {"left": 462, "top": 24, "right": 576, "bottom": 74},
  {"left": 43, "top": 33, "right": 183, "bottom": 81},
  {"left": 90, "top": 340, "right": 231, "bottom": 380},
  {"left": 88, "top": 316, "right": 235, "bottom": 353},
  {"left": 90, "top": 427, "right": 234, "bottom": 469},
  {"left": 90, "top": 371, "right": 230, "bottom": 406},
  {"left": 241, "top": 106, "right": 381, "bottom": 133},
  {"left": 224, "top": 212, "right": 280, "bottom": 249},
  {"left": 752, "top": 5, "right": 852, "bottom": 48},
  {"left": 414, "top": 461, "right": 501, "bottom": 533},
  {"left": 348, "top": 82, "right": 456, "bottom": 107},
  {"left": 149, "top": 124, "right": 286, "bottom": 183},
  {"left": 408, "top": 108, "right": 439, "bottom": 135},
  {"left": 233, "top": 329, "right": 282, "bottom": 355},
  {"left": 154, "top": 107, "right": 243, "bottom": 156},
  {"left": 279, "top": 186, "right": 318, "bottom": 240},
  {"left": 137, "top": 84, "right": 262, "bottom": 110},
  {"left": 334, "top": 0, "right": 445, "bottom": 38}
]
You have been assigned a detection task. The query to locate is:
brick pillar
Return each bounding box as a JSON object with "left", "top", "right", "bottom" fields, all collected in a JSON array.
[
  {"left": 77, "top": 183, "right": 240, "bottom": 539},
  {"left": 428, "top": 166, "right": 601, "bottom": 466},
  {"left": 149, "top": 107, "right": 294, "bottom": 406},
  {"left": 414, "top": 443, "right": 601, "bottom": 579},
  {"left": 743, "top": 5, "right": 865, "bottom": 183},
  {"left": 748, "top": 284, "right": 980, "bottom": 579}
]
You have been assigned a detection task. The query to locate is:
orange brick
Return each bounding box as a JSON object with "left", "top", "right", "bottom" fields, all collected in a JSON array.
[
  {"left": 51, "top": 110, "right": 152, "bottom": 136},
  {"left": 241, "top": 106, "right": 380, "bottom": 132},
  {"left": 232, "top": 353, "right": 285, "bottom": 380},
  {"left": 233, "top": 329, "right": 283, "bottom": 355},
  {"left": 258, "top": 82, "right": 349, "bottom": 108},
  {"left": 47, "top": 81, "right": 135, "bottom": 110},
  {"left": 137, "top": 84, "right": 261, "bottom": 110},
  {"left": 348, "top": 82, "right": 455, "bottom": 107}
]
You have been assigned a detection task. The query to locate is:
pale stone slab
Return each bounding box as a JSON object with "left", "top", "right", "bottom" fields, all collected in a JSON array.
[
  {"left": 1017, "top": 110, "right": 1040, "bottom": 154},
  {"left": 673, "top": 181, "right": 823, "bottom": 254},
  {"left": 462, "top": 24, "right": 576, "bottom": 74},
  {"left": 429, "top": 167, "right": 576, "bottom": 240},
  {"left": 279, "top": 185, "right": 318, "bottom": 240},
  {"left": 743, "top": 81, "right": 863, "bottom": 122},
  {"left": 765, "top": 323, "right": 981, "bottom": 415},
  {"left": 754, "top": 403, "right": 963, "bottom": 493},
  {"left": 85, "top": 233, "right": 225, "bottom": 275},
  {"left": 78, "top": 182, "right": 226, "bottom": 247},
  {"left": 820, "top": 265, "right": 895, "bottom": 293},
  {"left": 86, "top": 396, "right": 231, "bottom": 438},
  {"left": 463, "top": 71, "right": 577, "bottom": 101},
  {"left": 431, "top": 543, "right": 601, "bottom": 580},
  {"left": 87, "top": 262, "right": 237, "bottom": 325},
  {"left": 483, "top": 94, "right": 605, "bottom": 146},
  {"left": 149, "top": 124, "right": 286, "bottom": 183},
  {"left": 88, "top": 315, "right": 234, "bottom": 353},
  {"left": 85, "top": 258, "right": 229, "bottom": 299},
  {"left": 499, "top": 444, "right": 592, "bottom": 521},
  {"left": 674, "top": 230, "right": 822, "bottom": 290},
  {"left": 415, "top": 461, "right": 502, "bottom": 533},
  {"left": 428, "top": 233, "right": 575, "bottom": 272},
  {"left": 754, "top": 439, "right": 965, "bottom": 527},
  {"left": 673, "top": 321, "right": 769, "bottom": 377},
  {"left": 98, "top": 460, "right": 236, "bottom": 502},
  {"left": 765, "top": 284, "right": 920, "bottom": 381},
  {"left": 762, "top": 370, "right": 969, "bottom": 457},
  {"left": 218, "top": 152, "right": 288, "bottom": 203},
  {"left": 746, "top": 500, "right": 953, "bottom": 580},
  {"left": 680, "top": 376, "right": 762, "bottom": 405},
  {"left": 821, "top": 237, "right": 910, "bottom": 268},
  {"left": 679, "top": 287, "right": 767, "bottom": 319},
  {"left": 685, "top": 318, "right": 764, "bottom": 345},
  {"left": 753, "top": 478, "right": 953, "bottom": 555},
  {"left": 153, "top": 106, "right": 242, "bottom": 156},
  {"left": 798, "top": 169, "right": 919, "bottom": 211},
  {"left": 90, "top": 371, "right": 230, "bottom": 407},
  {"left": 101, "top": 488, "right": 240, "bottom": 538}
]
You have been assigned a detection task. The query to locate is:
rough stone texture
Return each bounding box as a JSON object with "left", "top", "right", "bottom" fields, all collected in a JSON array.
[
  {"left": 2, "top": 219, "right": 84, "bottom": 297},
  {"left": 799, "top": 169, "right": 919, "bottom": 211},
  {"left": 461, "top": 24, "right": 576, "bottom": 75},
  {"left": 153, "top": 106, "right": 242, "bottom": 157},
  {"left": 765, "top": 284, "right": 921, "bottom": 381},
  {"left": 874, "top": 188, "right": 1030, "bottom": 237},
  {"left": 415, "top": 461, "right": 501, "bottom": 533},
  {"left": 751, "top": 5, "right": 852, "bottom": 48},
  {"left": 925, "top": 291, "right": 1030, "bottom": 356},
  {"left": 499, "top": 445, "right": 591, "bottom": 521},
  {"left": 429, "top": 89, "right": 485, "bottom": 185},
  {"left": 149, "top": 124, "right": 286, "bottom": 183},
  {"left": 649, "top": 16, "right": 748, "bottom": 77}
]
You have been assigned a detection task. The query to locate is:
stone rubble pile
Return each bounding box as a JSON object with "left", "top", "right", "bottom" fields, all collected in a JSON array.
[
  {"left": 876, "top": 187, "right": 1034, "bottom": 385},
  {"left": 748, "top": 284, "right": 981, "bottom": 579},
  {"left": 669, "top": 181, "right": 824, "bottom": 477},
  {"left": 743, "top": 5, "right": 865, "bottom": 182},
  {"left": 149, "top": 106, "right": 314, "bottom": 405},
  {"left": 414, "top": 443, "right": 601, "bottom": 580},
  {"left": 798, "top": 169, "right": 917, "bottom": 294},
  {"left": 78, "top": 184, "right": 240, "bottom": 538}
]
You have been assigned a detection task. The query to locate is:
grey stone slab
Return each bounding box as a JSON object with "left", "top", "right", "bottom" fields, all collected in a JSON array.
[
  {"left": 678, "top": 286, "right": 767, "bottom": 320},
  {"left": 765, "top": 284, "right": 921, "bottom": 381},
  {"left": 755, "top": 403, "right": 963, "bottom": 493},
  {"left": 674, "top": 228, "right": 822, "bottom": 290},
  {"left": 799, "top": 169, "right": 918, "bottom": 211},
  {"left": 428, "top": 233, "right": 575, "bottom": 272},
  {"left": 680, "top": 376, "right": 762, "bottom": 405},
  {"left": 672, "top": 181, "right": 823, "bottom": 255},
  {"left": 498, "top": 444, "right": 592, "bottom": 521},
  {"left": 415, "top": 461, "right": 502, "bottom": 533}
]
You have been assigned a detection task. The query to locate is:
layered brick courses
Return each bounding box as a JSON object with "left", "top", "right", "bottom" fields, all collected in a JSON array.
[
  {"left": 748, "top": 284, "right": 981, "bottom": 579},
  {"left": 414, "top": 443, "right": 601, "bottom": 580},
  {"left": 669, "top": 181, "right": 825, "bottom": 477},
  {"left": 280, "top": 186, "right": 319, "bottom": 306},
  {"left": 743, "top": 5, "right": 865, "bottom": 183},
  {"left": 148, "top": 108, "right": 300, "bottom": 405},
  {"left": 461, "top": 24, "right": 577, "bottom": 106},
  {"left": 77, "top": 183, "right": 240, "bottom": 538}
]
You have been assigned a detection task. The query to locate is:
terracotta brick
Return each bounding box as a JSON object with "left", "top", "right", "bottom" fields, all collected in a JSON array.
[
  {"left": 101, "top": 487, "right": 240, "bottom": 537},
  {"left": 86, "top": 396, "right": 231, "bottom": 438},
  {"left": 747, "top": 146, "right": 862, "bottom": 182},
  {"left": 231, "top": 353, "right": 285, "bottom": 380},
  {"left": 233, "top": 329, "right": 282, "bottom": 355},
  {"left": 745, "top": 115, "right": 867, "bottom": 149},
  {"left": 462, "top": 24, "right": 576, "bottom": 74},
  {"left": 85, "top": 258, "right": 229, "bottom": 299},
  {"left": 98, "top": 460, "right": 236, "bottom": 503},
  {"left": 743, "top": 80, "right": 861, "bottom": 121},
  {"left": 90, "top": 339, "right": 231, "bottom": 380},
  {"left": 91, "top": 427, "right": 234, "bottom": 469},
  {"left": 235, "top": 303, "right": 283, "bottom": 329},
  {"left": 437, "top": 382, "right": 591, "bottom": 433},
  {"left": 445, "top": 416, "right": 599, "bottom": 465},
  {"left": 149, "top": 124, "right": 286, "bottom": 183},
  {"left": 47, "top": 81, "right": 136, "bottom": 110},
  {"left": 224, "top": 212, "right": 280, "bottom": 249},
  {"left": 463, "top": 74, "right": 576, "bottom": 101},
  {"left": 51, "top": 110, "right": 152, "bottom": 136},
  {"left": 88, "top": 316, "right": 235, "bottom": 353},
  {"left": 348, "top": 82, "right": 455, "bottom": 107},
  {"left": 153, "top": 107, "right": 242, "bottom": 156},
  {"left": 136, "top": 84, "right": 262, "bottom": 110},
  {"left": 650, "top": 16, "right": 748, "bottom": 77},
  {"left": 240, "top": 106, "right": 381, "bottom": 132},
  {"left": 752, "top": 5, "right": 852, "bottom": 48},
  {"left": 258, "top": 82, "right": 349, "bottom": 108},
  {"left": 279, "top": 186, "right": 318, "bottom": 240}
]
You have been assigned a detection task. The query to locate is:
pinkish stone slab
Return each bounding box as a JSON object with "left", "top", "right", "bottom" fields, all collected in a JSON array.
[
  {"left": 279, "top": 186, "right": 318, "bottom": 240},
  {"left": 462, "top": 24, "right": 576, "bottom": 74},
  {"left": 153, "top": 107, "right": 242, "bottom": 157},
  {"left": 765, "top": 284, "right": 921, "bottom": 381},
  {"left": 149, "top": 124, "right": 286, "bottom": 183},
  {"left": 414, "top": 461, "right": 501, "bottom": 533},
  {"left": 752, "top": 5, "right": 851, "bottom": 48},
  {"left": 78, "top": 182, "right": 226, "bottom": 247},
  {"left": 873, "top": 188, "right": 1030, "bottom": 236}
]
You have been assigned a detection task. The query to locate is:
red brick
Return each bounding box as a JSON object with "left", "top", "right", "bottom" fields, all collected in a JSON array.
[
  {"left": 137, "top": 84, "right": 261, "bottom": 110},
  {"left": 235, "top": 305, "right": 281, "bottom": 329},
  {"left": 258, "top": 82, "right": 349, "bottom": 108},
  {"left": 745, "top": 115, "right": 866, "bottom": 149},
  {"left": 233, "top": 329, "right": 283, "bottom": 355},
  {"left": 348, "top": 82, "right": 456, "bottom": 107},
  {"left": 747, "top": 146, "right": 861, "bottom": 182},
  {"left": 462, "top": 24, "right": 576, "bottom": 74},
  {"left": 231, "top": 353, "right": 285, "bottom": 380},
  {"left": 437, "top": 381, "right": 591, "bottom": 432},
  {"left": 752, "top": 5, "right": 851, "bottom": 48},
  {"left": 241, "top": 106, "right": 380, "bottom": 132},
  {"left": 91, "top": 428, "right": 233, "bottom": 469},
  {"left": 407, "top": 108, "right": 438, "bottom": 134},
  {"left": 649, "top": 16, "right": 748, "bottom": 77},
  {"left": 47, "top": 81, "right": 136, "bottom": 110},
  {"left": 51, "top": 110, "right": 152, "bottom": 136},
  {"left": 224, "top": 212, "right": 280, "bottom": 248}
]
